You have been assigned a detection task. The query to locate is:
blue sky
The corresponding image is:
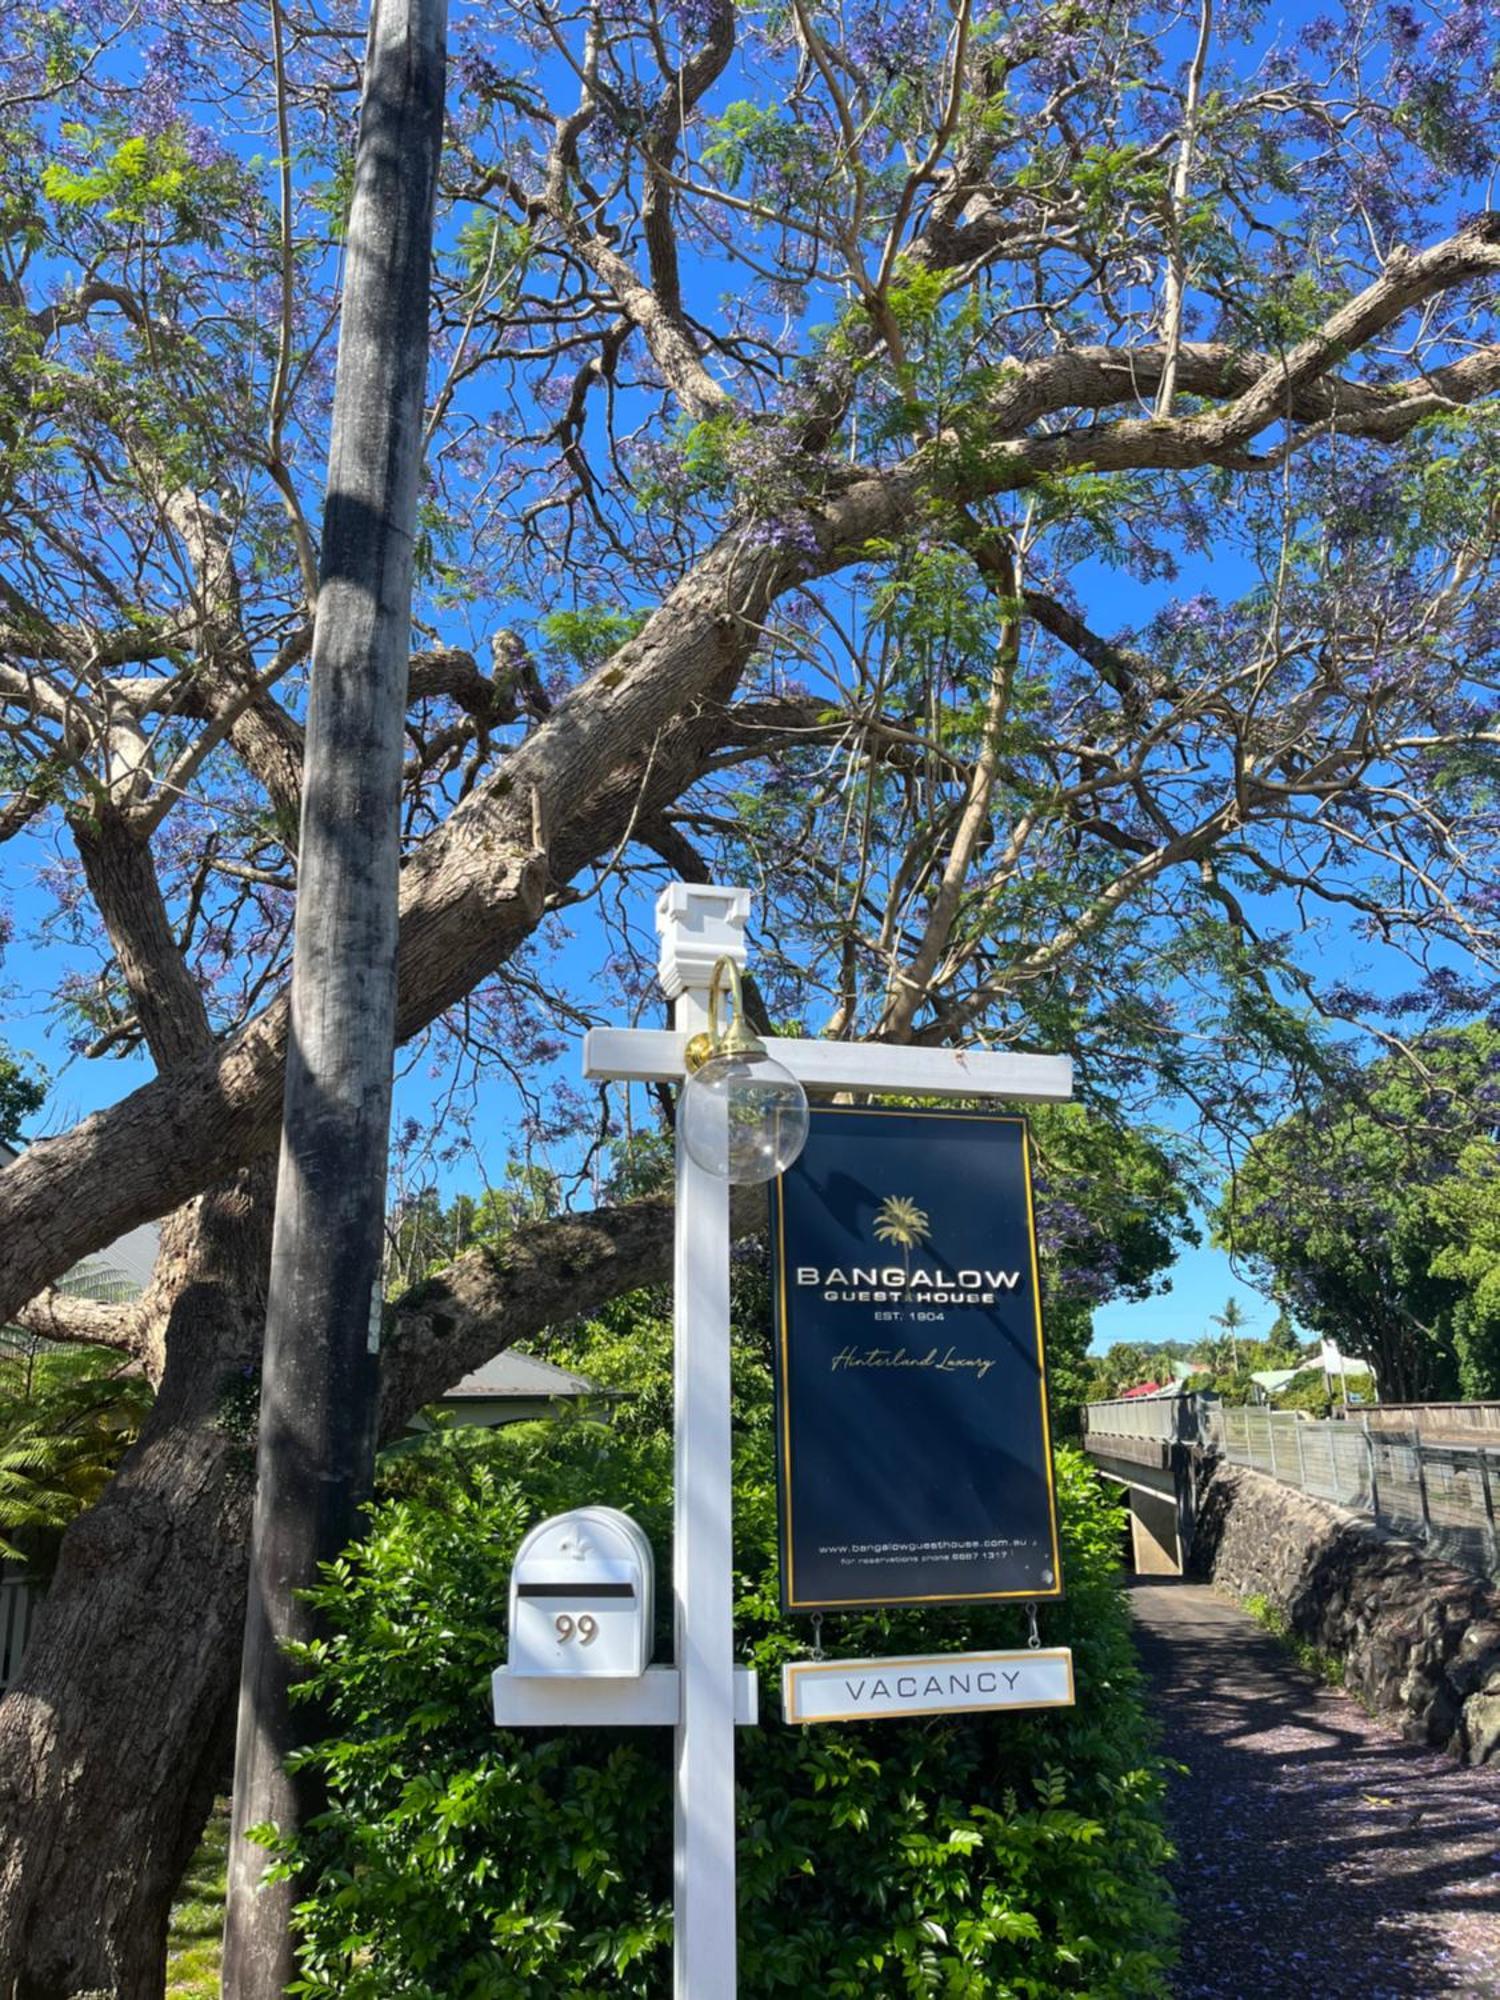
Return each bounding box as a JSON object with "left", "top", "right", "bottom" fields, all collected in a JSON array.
[{"left": 1092, "top": 1219, "right": 1265, "bottom": 1352}]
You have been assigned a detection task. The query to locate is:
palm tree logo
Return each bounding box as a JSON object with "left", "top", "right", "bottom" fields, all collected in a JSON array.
[
  {"left": 874, "top": 1197, "right": 929, "bottom": 1289},
  {"left": 874, "top": 1195, "right": 929, "bottom": 1251}
]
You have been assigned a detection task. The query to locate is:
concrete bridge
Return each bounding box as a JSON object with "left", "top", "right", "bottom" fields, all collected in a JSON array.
[
  {"left": 1085, "top": 1390, "right": 1500, "bottom": 1580},
  {"left": 1085, "top": 1389, "right": 1500, "bottom": 1760},
  {"left": 1080, "top": 1393, "right": 1211, "bottom": 1575}
]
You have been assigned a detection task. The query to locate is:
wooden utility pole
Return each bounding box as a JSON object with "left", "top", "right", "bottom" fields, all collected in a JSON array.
[{"left": 221, "top": 0, "right": 447, "bottom": 1987}]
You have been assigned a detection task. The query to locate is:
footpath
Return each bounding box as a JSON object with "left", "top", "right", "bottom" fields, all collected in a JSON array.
[{"left": 1130, "top": 1580, "right": 1500, "bottom": 1999}]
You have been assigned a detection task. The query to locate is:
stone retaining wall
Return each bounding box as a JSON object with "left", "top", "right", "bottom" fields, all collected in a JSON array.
[{"left": 1191, "top": 1457, "right": 1500, "bottom": 1765}]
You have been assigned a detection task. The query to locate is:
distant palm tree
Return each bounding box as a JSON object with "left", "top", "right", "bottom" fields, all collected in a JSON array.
[{"left": 1208, "top": 1298, "right": 1253, "bottom": 1374}]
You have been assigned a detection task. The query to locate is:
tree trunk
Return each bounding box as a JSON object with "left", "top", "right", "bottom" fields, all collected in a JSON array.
[
  {"left": 221, "top": 0, "right": 447, "bottom": 1982},
  {"left": 0, "top": 1171, "right": 271, "bottom": 2000}
]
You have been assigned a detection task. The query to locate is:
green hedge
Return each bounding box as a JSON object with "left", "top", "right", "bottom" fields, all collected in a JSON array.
[{"left": 274, "top": 1293, "right": 1175, "bottom": 1997}]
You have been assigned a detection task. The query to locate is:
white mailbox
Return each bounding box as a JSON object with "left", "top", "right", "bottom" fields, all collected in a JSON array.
[{"left": 507, "top": 1506, "right": 655, "bottom": 1679}]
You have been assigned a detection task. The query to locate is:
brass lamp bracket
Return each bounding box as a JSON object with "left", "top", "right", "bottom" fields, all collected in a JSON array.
[{"left": 683, "top": 956, "right": 767, "bottom": 1073}]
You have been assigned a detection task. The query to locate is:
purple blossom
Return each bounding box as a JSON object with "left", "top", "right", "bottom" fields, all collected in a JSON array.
[
  {"left": 1385, "top": 4, "right": 1422, "bottom": 52},
  {"left": 847, "top": 0, "right": 932, "bottom": 81},
  {"left": 182, "top": 124, "right": 224, "bottom": 170},
  {"left": 137, "top": 32, "right": 187, "bottom": 134},
  {"left": 739, "top": 512, "right": 822, "bottom": 574},
  {"left": 1432, "top": 1, "right": 1487, "bottom": 63},
  {"left": 1298, "top": 13, "right": 1344, "bottom": 57}
]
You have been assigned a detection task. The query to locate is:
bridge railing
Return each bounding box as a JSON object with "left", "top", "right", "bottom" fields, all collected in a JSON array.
[
  {"left": 1216, "top": 1407, "right": 1500, "bottom": 1580},
  {"left": 1082, "top": 1394, "right": 1215, "bottom": 1445},
  {"left": 1353, "top": 1402, "right": 1500, "bottom": 1439}
]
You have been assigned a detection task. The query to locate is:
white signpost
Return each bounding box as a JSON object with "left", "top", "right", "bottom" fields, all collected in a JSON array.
[{"left": 499, "top": 884, "right": 1074, "bottom": 2000}]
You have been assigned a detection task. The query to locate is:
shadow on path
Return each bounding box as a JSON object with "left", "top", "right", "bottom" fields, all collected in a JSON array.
[{"left": 1131, "top": 1579, "right": 1500, "bottom": 2000}]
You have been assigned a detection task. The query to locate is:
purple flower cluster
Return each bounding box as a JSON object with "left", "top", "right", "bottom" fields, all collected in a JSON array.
[
  {"left": 1390, "top": 965, "right": 1495, "bottom": 1024},
  {"left": 1322, "top": 981, "right": 1379, "bottom": 1018},
  {"left": 738, "top": 512, "right": 823, "bottom": 575},
  {"left": 136, "top": 33, "right": 187, "bottom": 136},
  {"left": 1432, "top": 0, "right": 1488, "bottom": 63},
  {"left": 627, "top": 433, "right": 695, "bottom": 510},
  {"left": 1385, "top": 4, "right": 1423, "bottom": 52},
  {"left": 998, "top": 6, "right": 1095, "bottom": 90},
  {"left": 1034, "top": 1193, "right": 1128, "bottom": 1305},
  {"left": 1299, "top": 13, "right": 1344, "bottom": 58},
  {"left": 847, "top": 0, "right": 933, "bottom": 82}
]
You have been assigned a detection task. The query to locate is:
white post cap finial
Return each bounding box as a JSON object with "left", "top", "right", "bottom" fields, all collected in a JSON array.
[{"left": 655, "top": 883, "right": 751, "bottom": 1001}]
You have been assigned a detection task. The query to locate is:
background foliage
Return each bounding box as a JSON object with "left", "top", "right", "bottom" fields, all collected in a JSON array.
[{"left": 1218, "top": 1025, "right": 1500, "bottom": 1400}]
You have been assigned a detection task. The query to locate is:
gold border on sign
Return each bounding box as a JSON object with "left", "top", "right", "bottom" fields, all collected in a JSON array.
[
  {"left": 775, "top": 1105, "right": 1065, "bottom": 1611},
  {"left": 782, "top": 1647, "right": 1077, "bottom": 1725}
]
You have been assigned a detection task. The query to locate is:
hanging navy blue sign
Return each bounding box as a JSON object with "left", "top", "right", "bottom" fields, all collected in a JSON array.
[{"left": 772, "top": 1108, "right": 1062, "bottom": 1612}]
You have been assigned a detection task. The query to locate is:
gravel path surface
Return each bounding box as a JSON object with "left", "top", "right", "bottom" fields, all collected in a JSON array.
[{"left": 1131, "top": 1580, "right": 1500, "bottom": 1999}]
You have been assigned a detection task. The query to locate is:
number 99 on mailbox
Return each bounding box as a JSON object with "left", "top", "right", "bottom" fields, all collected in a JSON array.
[{"left": 507, "top": 1506, "right": 656, "bottom": 1679}]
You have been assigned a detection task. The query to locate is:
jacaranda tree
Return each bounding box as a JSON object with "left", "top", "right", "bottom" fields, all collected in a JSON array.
[{"left": 1, "top": 0, "right": 1498, "bottom": 1988}]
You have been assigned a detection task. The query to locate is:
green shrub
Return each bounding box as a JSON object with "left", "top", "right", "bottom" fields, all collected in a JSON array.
[
  {"left": 275, "top": 1291, "right": 1175, "bottom": 1997},
  {"left": 1240, "top": 1592, "right": 1344, "bottom": 1689},
  {"left": 0, "top": 1320, "right": 153, "bottom": 1571}
]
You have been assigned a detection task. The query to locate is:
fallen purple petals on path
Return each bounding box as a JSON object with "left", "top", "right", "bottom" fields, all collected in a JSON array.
[{"left": 1132, "top": 1580, "right": 1500, "bottom": 1999}]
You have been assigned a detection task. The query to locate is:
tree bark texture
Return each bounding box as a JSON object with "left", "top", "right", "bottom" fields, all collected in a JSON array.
[
  {"left": 71, "top": 808, "right": 215, "bottom": 1072},
  {"left": 220, "top": 0, "right": 448, "bottom": 1986},
  {"left": 0, "top": 1172, "right": 272, "bottom": 2000},
  {"left": 0, "top": 621, "right": 780, "bottom": 1331},
  {"left": 0, "top": 538, "right": 788, "bottom": 1324}
]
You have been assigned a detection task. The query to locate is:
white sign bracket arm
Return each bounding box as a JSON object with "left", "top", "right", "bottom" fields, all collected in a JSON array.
[{"left": 583, "top": 1028, "right": 1074, "bottom": 1102}]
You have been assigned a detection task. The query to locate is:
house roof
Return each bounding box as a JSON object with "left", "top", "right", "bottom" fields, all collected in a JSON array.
[
  {"left": 440, "top": 1349, "right": 603, "bottom": 1402},
  {"left": 1250, "top": 1367, "right": 1303, "bottom": 1392},
  {"left": 2, "top": 1138, "right": 160, "bottom": 1296}
]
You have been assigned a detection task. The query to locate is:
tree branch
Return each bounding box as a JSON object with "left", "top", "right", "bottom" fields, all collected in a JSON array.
[
  {"left": 2, "top": 217, "right": 1498, "bottom": 1319},
  {"left": 378, "top": 1185, "right": 763, "bottom": 1435},
  {"left": 11, "top": 1289, "right": 145, "bottom": 1356}
]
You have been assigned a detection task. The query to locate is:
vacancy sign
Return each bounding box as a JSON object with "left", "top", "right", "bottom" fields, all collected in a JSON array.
[{"left": 782, "top": 1647, "right": 1075, "bottom": 1724}]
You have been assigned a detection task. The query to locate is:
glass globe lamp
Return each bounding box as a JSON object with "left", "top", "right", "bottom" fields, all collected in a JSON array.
[{"left": 680, "top": 958, "right": 809, "bottom": 1184}]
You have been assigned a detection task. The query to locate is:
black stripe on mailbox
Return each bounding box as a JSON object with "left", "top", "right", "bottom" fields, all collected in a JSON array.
[{"left": 515, "top": 1582, "right": 635, "bottom": 1598}]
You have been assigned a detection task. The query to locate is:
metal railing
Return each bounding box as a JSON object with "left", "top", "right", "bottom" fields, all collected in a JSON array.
[{"left": 1215, "top": 1406, "right": 1500, "bottom": 1578}]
